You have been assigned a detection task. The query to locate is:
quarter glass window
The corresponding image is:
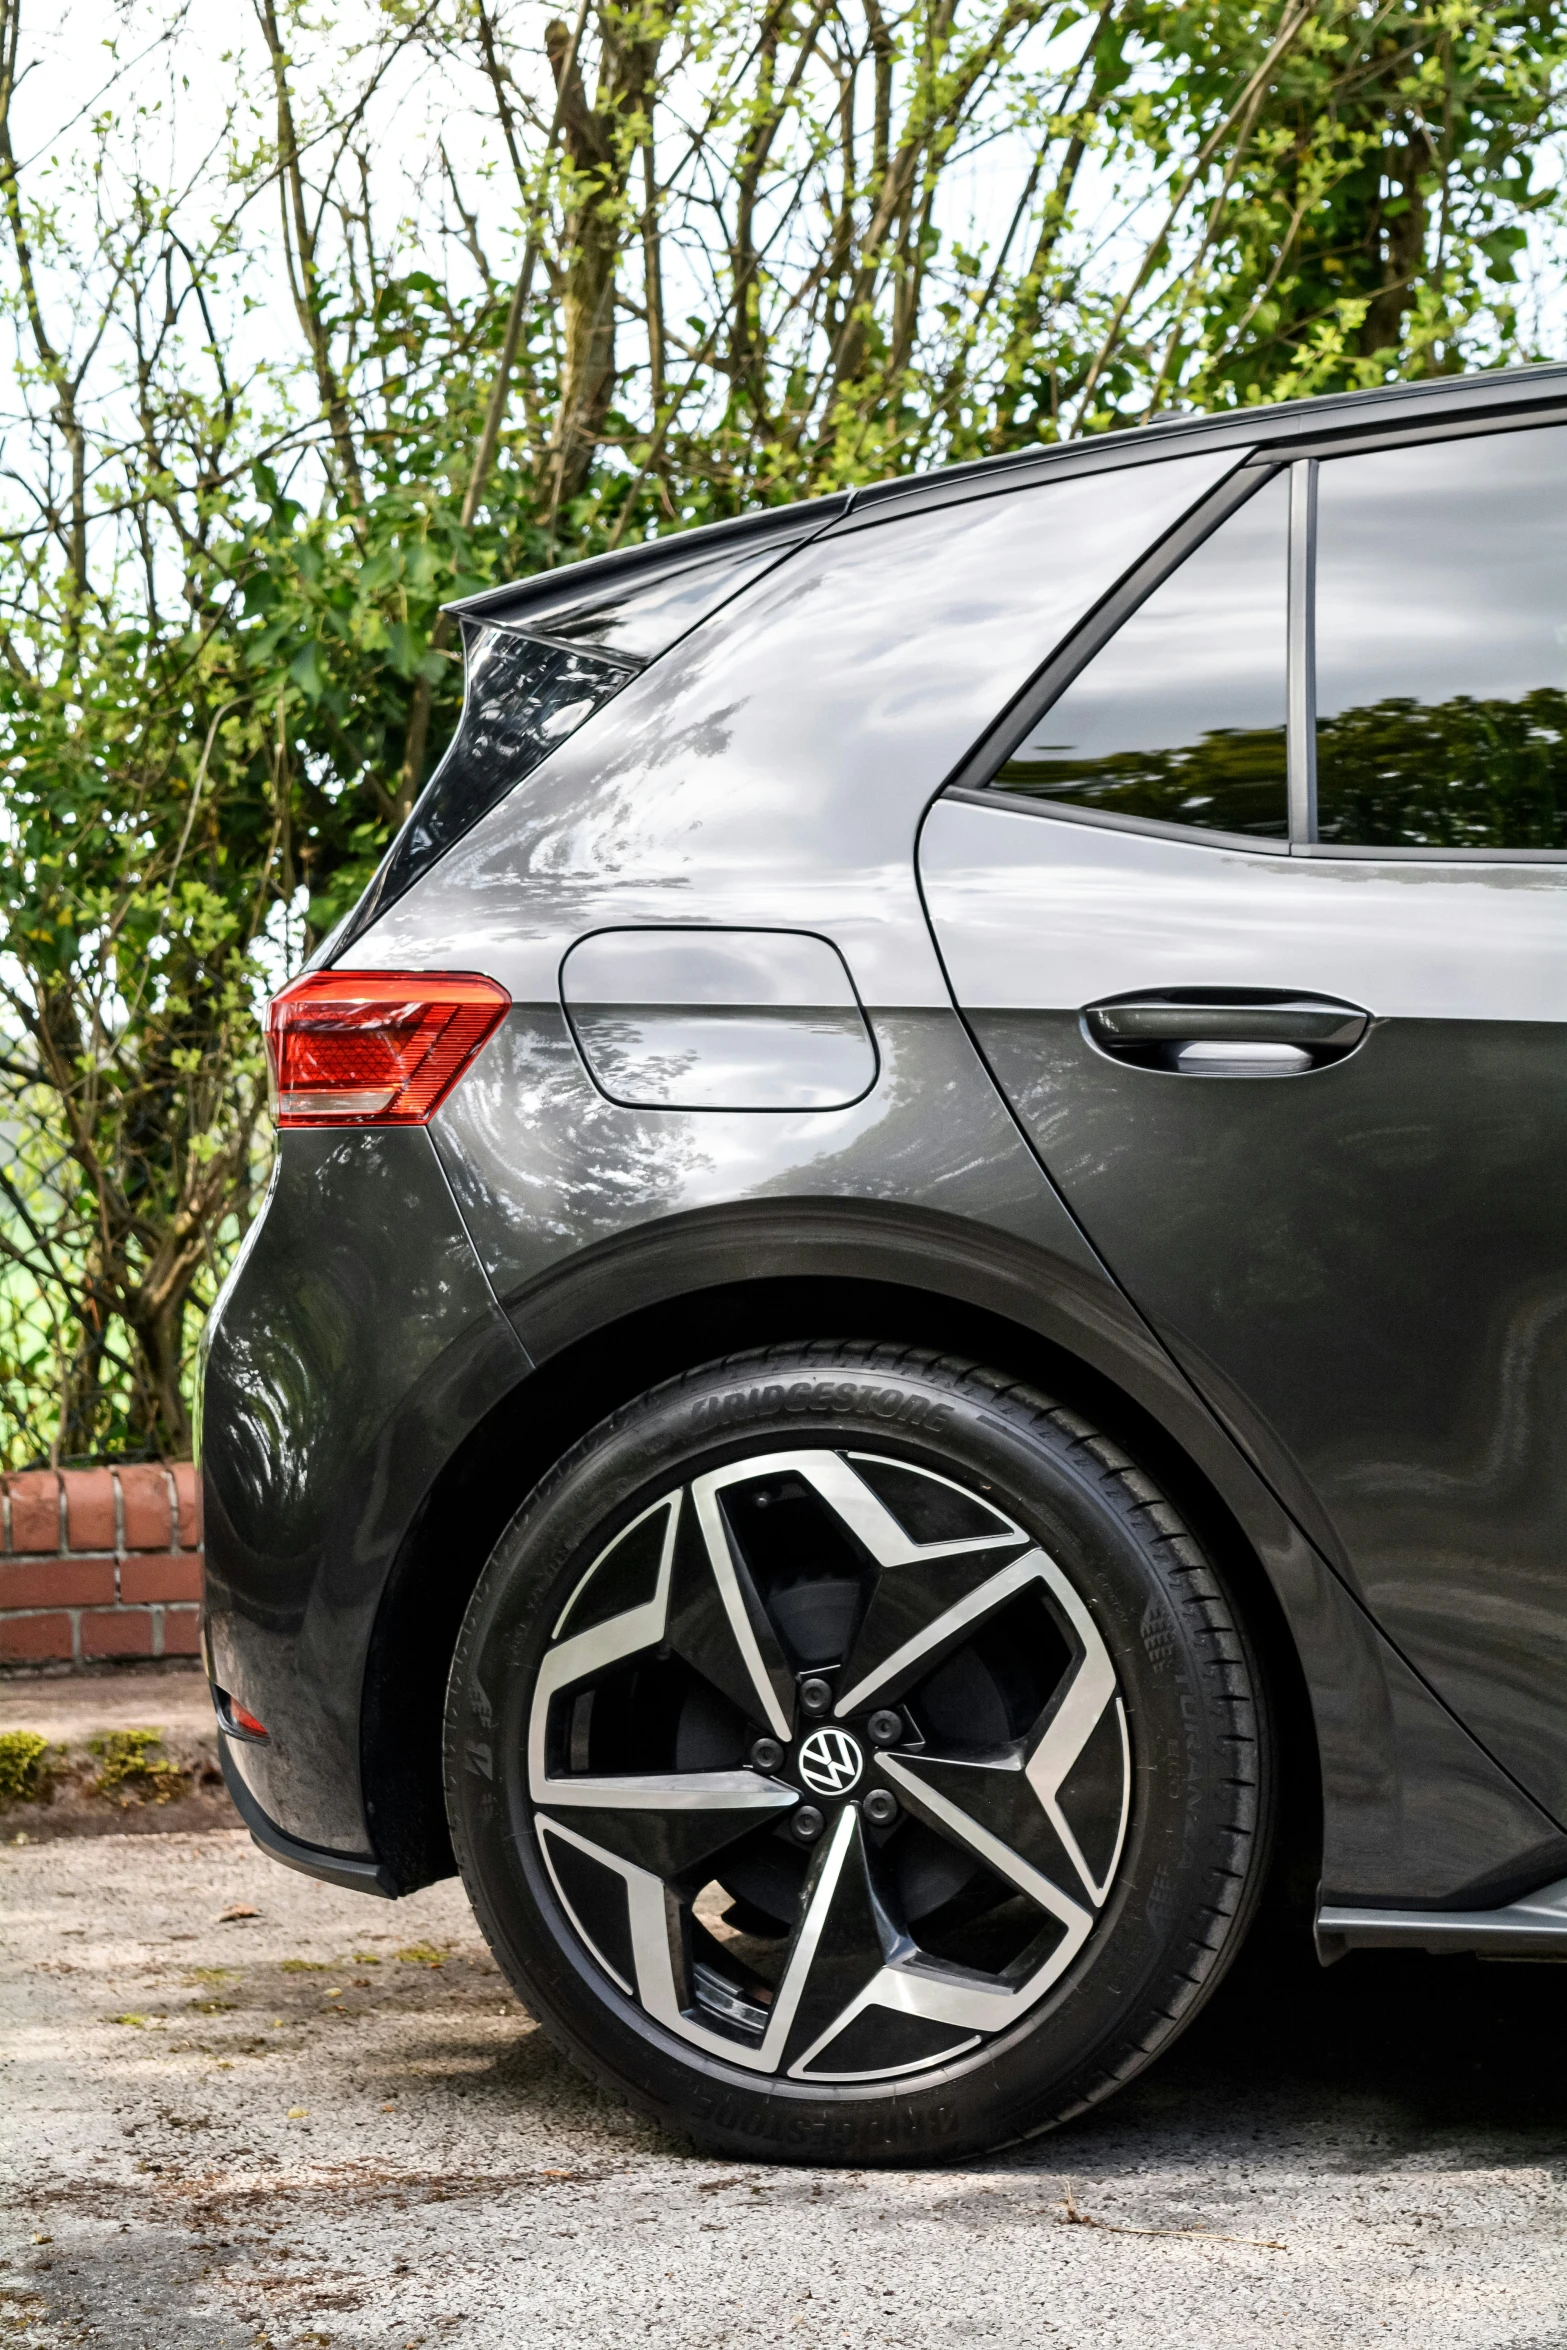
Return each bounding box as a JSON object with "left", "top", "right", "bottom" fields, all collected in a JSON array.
[
  {"left": 992, "top": 472, "right": 1288, "bottom": 839},
  {"left": 336, "top": 626, "right": 631, "bottom": 954},
  {"left": 1315, "top": 424, "right": 1567, "bottom": 848}
]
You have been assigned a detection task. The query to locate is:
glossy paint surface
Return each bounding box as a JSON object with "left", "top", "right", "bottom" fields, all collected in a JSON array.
[
  {"left": 487, "top": 538, "right": 799, "bottom": 660},
  {"left": 922, "top": 794, "right": 1567, "bottom": 1825},
  {"left": 343, "top": 449, "right": 1236, "bottom": 1012},
  {"left": 204, "top": 373, "right": 1567, "bottom": 1908},
  {"left": 430, "top": 1001, "right": 1560, "bottom": 1906},
  {"left": 924, "top": 794, "right": 1567, "bottom": 1018},
  {"left": 566, "top": 1008, "right": 876, "bottom": 1111},
  {"left": 431, "top": 1005, "right": 1103, "bottom": 1318},
  {"left": 209, "top": 448, "right": 1241, "bottom": 1871},
  {"left": 202, "top": 1126, "right": 527, "bottom": 1848}
]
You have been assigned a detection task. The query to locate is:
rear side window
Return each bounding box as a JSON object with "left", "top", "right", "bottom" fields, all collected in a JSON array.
[
  {"left": 992, "top": 472, "right": 1289, "bottom": 840},
  {"left": 1314, "top": 424, "right": 1567, "bottom": 848}
]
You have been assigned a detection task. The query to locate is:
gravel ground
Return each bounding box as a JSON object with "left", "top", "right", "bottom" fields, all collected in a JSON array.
[{"left": 6, "top": 1829, "right": 1567, "bottom": 2350}]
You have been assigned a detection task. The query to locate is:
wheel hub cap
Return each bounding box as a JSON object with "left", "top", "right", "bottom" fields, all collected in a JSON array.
[{"left": 796, "top": 1726, "right": 865, "bottom": 1797}]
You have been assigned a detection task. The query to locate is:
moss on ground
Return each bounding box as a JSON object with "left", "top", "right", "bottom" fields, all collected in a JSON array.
[
  {"left": 0, "top": 1729, "right": 52, "bottom": 1803},
  {"left": 87, "top": 1728, "right": 186, "bottom": 1805}
]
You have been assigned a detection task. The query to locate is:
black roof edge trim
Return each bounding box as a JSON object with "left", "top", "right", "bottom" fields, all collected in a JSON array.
[
  {"left": 824, "top": 360, "right": 1567, "bottom": 531},
  {"left": 443, "top": 491, "right": 853, "bottom": 625},
  {"left": 1259, "top": 398, "right": 1567, "bottom": 466},
  {"left": 441, "top": 366, "right": 1567, "bottom": 606},
  {"left": 828, "top": 420, "right": 1263, "bottom": 529}
]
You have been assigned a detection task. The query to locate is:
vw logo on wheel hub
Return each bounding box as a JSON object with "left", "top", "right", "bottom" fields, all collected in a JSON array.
[{"left": 797, "top": 1726, "right": 864, "bottom": 1797}]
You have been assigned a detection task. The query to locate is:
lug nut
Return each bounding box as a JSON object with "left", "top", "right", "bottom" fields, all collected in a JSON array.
[
  {"left": 793, "top": 1805, "right": 826, "bottom": 1843},
  {"left": 799, "top": 1677, "right": 833, "bottom": 1717},
  {"left": 863, "top": 1789, "right": 899, "bottom": 1828},
  {"left": 750, "top": 1737, "right": 784, "bottom": 1774},
  {"left": 867, "top": 1710, "right": 903, "bottom": 1747}
]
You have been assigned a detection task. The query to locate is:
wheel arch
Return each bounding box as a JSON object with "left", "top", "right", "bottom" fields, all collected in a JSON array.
[{"left": 360, "top": 1224, "right": 1322, "bottom": 1899}]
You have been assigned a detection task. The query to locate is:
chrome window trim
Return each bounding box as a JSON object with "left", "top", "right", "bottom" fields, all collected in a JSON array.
[
  {"left": 1286, "top": 458, "right": 1317, "bottom": 845},
  {"left": 1271, "top": 400, "right": 1567, "bottom": 466},
  {"left": 943, "top": 783, "right": 1291, "bottom": 857},
  {"left": 1290, "top": 841, "right": 1567, "bottom": 864}
]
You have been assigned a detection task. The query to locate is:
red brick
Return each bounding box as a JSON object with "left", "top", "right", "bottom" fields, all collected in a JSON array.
[
  {"left": 172, "top": 1462, "right": 201, "bottom": 1550},
  {"left": 5, "top": 1470, "right": 60, "bottom": 1555},
  {"left": 64, "top": 1466, "right": 116, "bottom": 1552},
  {"left": 161, "top": 1606, "right": 203, "bottom": 1655},
  {"left": 0, "top": 1557, "right": 115, "bottom": 1609},
  {"left": 80, "top": 1608, "right": 155, "bottom": 1660},
  {"left": 117, "top": 1465, "right": 172, "bottom": 1552},
  {"left": 120, "top": 1553, "right": 203, "bottom": 1604},
  {"left": 0, "top": 1611, "right": 74, "bottom": 1663}
]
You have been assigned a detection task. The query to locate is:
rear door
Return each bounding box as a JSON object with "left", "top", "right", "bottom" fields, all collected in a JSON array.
[{"left": 921, "top": 416, "right": 1567, "bottom": 1823}]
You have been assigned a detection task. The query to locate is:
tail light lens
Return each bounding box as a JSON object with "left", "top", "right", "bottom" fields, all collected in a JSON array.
[{"left": 266, "top": 970, "right": 510, "bottom": 1127}]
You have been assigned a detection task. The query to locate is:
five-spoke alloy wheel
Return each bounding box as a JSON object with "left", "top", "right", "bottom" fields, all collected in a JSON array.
[{"left": 445, "top": 1346, "right": 1271, "bottom": 2164}]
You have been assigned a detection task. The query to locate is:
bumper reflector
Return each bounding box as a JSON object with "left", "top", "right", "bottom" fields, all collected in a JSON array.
[
  {"left": 266, "top": 970, "right": 510, "bottom": 1127},
  {"left": 214, "top": 1687, "right": 270, "bottom": 1741}
]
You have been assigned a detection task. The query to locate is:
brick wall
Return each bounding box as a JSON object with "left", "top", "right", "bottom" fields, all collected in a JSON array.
[{"left": 0, "top": 1464, "right": 202, "bottom": 1667}]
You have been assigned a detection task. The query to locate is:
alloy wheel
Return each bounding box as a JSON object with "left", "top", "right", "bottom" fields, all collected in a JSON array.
[{"left": 527, "top": 1447, "right": 1132, "bottom": 2085}]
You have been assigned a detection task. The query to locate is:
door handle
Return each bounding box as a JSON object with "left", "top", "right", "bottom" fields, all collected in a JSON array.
[{"left": 1083, "top": 993, "right": 1368, "bottom": 1075}]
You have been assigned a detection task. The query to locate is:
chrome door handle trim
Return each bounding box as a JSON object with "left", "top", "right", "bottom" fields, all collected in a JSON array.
[{"left": 1173, "top": 1040, "right": 1314, "bottom": 1077}]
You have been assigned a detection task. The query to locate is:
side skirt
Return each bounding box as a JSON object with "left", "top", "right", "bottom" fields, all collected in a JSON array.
[{"left": 1317, "top": 1876, "right": 1567, "bottom": 1965}]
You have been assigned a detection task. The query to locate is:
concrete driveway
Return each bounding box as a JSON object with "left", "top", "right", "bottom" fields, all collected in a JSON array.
[{"left": 4, "top": 1826, "right": 1567, "bottom": 2350}]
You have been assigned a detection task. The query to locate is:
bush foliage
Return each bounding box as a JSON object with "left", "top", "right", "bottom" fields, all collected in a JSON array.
[{"left": 2, "top": 0, "right": 1565, "bottom": 1460}]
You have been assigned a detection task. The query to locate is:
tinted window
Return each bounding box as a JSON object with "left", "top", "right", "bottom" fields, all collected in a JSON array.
[
  {"left": 992, "top": 472, "right": 1288, "bottom": 839},
  {"left": 339, "top": 628, "right": 630, "bottom": 951},
  {"left": 1315, "top": 425, "right": 1567, "bottom": 848}
]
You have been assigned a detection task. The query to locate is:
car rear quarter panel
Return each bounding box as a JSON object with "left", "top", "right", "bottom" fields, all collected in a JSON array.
[{"left": 202, "top": 1125, "right": 527, "bottom": 1849}]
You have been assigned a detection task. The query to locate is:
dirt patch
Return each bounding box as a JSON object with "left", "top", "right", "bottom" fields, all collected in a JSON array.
[{"left": 0, "top": 1665, "right": 234, "bottom": 1842}]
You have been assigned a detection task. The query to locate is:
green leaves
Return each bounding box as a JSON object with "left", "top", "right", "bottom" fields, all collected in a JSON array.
[{"left": 2, "top": 0, "right": 1564, "bottom": 1463}]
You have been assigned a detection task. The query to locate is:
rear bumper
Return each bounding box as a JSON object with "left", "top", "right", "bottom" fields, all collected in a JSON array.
[
  {"left": 218, "top": 1738, "right": 399, "bottom": 1898},
  {"left": 201, "top": 1124, "right": 528, "bottom": 1866}
]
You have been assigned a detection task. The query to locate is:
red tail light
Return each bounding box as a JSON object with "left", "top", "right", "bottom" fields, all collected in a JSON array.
[{"left": 266, "top": 970, "right": 510, "bottom": 1127}]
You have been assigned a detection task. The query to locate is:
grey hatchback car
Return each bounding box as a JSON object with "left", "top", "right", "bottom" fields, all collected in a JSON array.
[{"left": 203, "top": 362, "right": 1567, "bottom": 2164}]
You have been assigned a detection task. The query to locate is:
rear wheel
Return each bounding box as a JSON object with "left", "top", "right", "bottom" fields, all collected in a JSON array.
[{"left": 444, "top": 1343, "right": 1271, "bottom": 2164}]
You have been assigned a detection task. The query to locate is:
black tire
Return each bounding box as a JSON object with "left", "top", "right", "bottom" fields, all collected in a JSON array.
[{"left": 443, "top": 1343, "right": 1272, "bottom": 2165}]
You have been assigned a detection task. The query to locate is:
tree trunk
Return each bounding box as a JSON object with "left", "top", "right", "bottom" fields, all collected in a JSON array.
[
  {"left": 126, "top": 1292, "right": 193, "bottom": 1458},
  {"left": 546, "top": 7, "right": 661, "bottom": 514},
  {"left": 1358, "top": 130, "right": 1429, "bottom": 360}
]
